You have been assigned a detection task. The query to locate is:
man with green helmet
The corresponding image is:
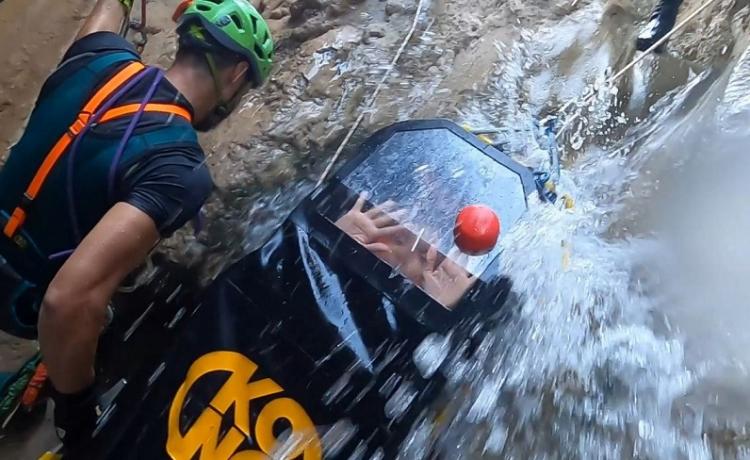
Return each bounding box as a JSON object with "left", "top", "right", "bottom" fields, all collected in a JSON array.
[
  {"left": 175, "top": 0, "right": 275, "bottom": 129},
  {"left": 0, "top": 0, "right": 273, "bottom": 450}
]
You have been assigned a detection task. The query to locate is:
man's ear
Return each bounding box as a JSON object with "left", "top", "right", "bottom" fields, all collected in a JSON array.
[{"left": 230, "top": 61, "right": 250, "bottom": 86}]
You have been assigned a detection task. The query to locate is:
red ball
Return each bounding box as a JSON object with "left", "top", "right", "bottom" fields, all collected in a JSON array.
[{"left": 454, "top": 205, "right": 501, "bottom": 255}]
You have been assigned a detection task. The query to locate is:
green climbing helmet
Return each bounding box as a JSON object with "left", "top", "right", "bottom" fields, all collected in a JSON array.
[{"left": 176, "top": 0, "right": 274, "bottom": 86}]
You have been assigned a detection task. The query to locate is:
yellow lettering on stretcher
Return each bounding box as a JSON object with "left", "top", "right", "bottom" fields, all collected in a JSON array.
[
  {"left": 256, "top": 397, "right": 322, "bottom": 459},
  {"left": 168, "top": 406, "right": 245, "bottom": 460},
  {"left": 167, "top": 351, "right": 321, "bottom": 460}
]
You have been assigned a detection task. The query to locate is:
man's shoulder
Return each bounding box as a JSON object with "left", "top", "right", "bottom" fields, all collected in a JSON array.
[
  {"left": 61, "top": 31, "right": 138, "bottom": 65},
  {"left": 38, "top": 32, "right": 140, "bottom": 101},
  {"left": 122, "top": 144, "right": 214, "bottom": 238},
  {"left": 126, "top": 144, "right": 214, "bottom": 200}
]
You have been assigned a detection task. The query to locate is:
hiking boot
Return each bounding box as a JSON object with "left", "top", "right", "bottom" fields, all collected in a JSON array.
[{"left": 636, "top": 0, "right": 684, "bottom": 52}]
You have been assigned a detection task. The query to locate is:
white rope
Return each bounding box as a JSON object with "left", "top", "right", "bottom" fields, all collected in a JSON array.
[
  {"left": 316, "top": 0, "right": 426, "bottom": 187},
  {"left": 556, "top": 0, "right": 722, "bottom": 139}
]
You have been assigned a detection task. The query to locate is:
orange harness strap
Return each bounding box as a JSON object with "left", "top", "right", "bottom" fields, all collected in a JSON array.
[
  {"left": 98, "top": 103, "right": 192, "bottom": 124},
  {"left": 3, "top": 63, "right": 192, "bottom": 240}
]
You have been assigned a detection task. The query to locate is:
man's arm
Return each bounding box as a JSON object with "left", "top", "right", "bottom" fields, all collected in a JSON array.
[
  {"left": 38, "top": 202, "right": 159, "bottom": 394},
  {"left": 75, "top": 0, "right": 132, "bottom": 42}
]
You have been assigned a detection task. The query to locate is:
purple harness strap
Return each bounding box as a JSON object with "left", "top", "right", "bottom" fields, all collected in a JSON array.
[
  {"left": 64, "top": 66, "right": 160, "bottom": 243},
  {"left": 107, "top": 70, "right": 164, "bottom": 202},
  {"left": 51, "top": 65, "right": 202, "bottom": 261}
]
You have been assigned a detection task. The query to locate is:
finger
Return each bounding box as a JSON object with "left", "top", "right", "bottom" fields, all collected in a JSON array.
[
  {"left": 352, "top": 193, "right": 367, "bottom": 213},
  {"left": 365, "top": 200, "right": 396, "bottom": 218},
  {"left": 365, "top": 202, "right": 395, "bottom": 219},
  {"left": 372, "top": 209, "right": 407, "bottom": 228},
  {"left": 373, "top": 225, "right": 408, "bottom": 239},
  {"left": 364, "top": 242, "right": 392, "bottom": 254},
  {"left": 422, "top": 272, "right": 438, "bottom": 288},
  {"left": 425, "top": 245, "right": 438, "bottom": 272},
  {"left": 440, "top": 257, "right": 467, "bottom": 278}
]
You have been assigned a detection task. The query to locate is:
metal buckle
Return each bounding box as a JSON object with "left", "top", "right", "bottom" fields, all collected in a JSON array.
[{"left": 12, "top": 234, "right": 28, "bottom": 249}]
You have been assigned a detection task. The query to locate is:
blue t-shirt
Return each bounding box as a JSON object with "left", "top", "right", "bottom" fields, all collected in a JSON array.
[{"left": 48, "top": 32, "right": 214, "bottom": 238}]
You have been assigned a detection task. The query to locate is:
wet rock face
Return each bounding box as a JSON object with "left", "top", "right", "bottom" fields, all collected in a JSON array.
[
  {"left": 2, "top": 0, "right": 750, "bottom": 457},
  {"left": 3, "top": 0, "right": 627, "bottom": 281},
  {"left": 670, "top": 0, "right": 741, "bottom": 65},
  {"left": 0, "top": 0, "right": 92, "bottom": 162},
  {"left": 0, "top": 0, "right": 746, "bottom": 283},
  {"left": 385, "top": 0, "right": 417, "bottom": 17}
]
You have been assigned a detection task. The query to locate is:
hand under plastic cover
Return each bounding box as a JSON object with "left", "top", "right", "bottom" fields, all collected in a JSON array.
[
  {"left": 335, "top": 193, "right": 407, "bottom": 256},
  {"left": 422, "top": 246, "right": 477, "bottom": 309}
]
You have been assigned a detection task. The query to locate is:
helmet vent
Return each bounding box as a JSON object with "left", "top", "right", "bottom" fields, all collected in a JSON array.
[
  {"left": 254, "top": 43, "right": 264, "bottom": 59},
  {"left": 250, "top": 14, "right": 258, "bottom": 33},
  {"left": 196, "top": 3, "right": 210, "bottom": 11},
  {"left": 230, "top": 13, "right": 243, "bottom": 30}
]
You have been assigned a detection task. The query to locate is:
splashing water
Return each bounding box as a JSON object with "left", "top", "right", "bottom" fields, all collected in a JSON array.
[
  {"left": 393, "top": 1, "right": 750, "bottom": 459},
  {"left": 150, "top": 0, "right": 750, "bottom": 457}
]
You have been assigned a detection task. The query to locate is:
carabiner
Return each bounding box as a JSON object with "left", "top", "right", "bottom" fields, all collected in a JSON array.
[
  {"left": 131, "top": 27, "right": 148, "bottom": 54},
  {"left": 129, "top": 0, "right": 149, "bottom": 54}
]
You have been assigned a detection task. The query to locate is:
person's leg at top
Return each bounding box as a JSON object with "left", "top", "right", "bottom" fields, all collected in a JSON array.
[{"left": 636, "top": 0, "right": 684, "bottom": 52}]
